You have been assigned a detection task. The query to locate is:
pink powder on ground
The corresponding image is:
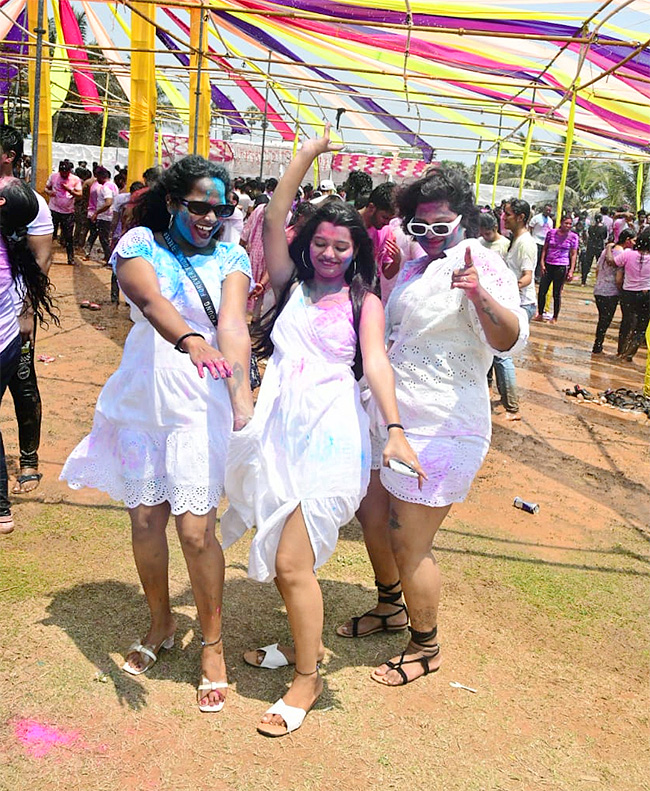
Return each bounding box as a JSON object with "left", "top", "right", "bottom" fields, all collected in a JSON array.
[{"left": 14, "top": 719, "right": 80, "bottom": 758}]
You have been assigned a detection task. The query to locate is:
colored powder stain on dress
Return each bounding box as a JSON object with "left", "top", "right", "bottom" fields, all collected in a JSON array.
[{"left": 14, "top": 719, "right": 81, "bottom": 758}]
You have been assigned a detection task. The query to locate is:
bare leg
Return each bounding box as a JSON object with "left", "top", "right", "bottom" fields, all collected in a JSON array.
[
  {"left": 337, "top": 471, "right": 407, "bottom": 636},
  {"left": 259, "top": 506, "right": 323, "bottom": 733},
  {"left": 175, "top": 508, "right": 226, "bottom": 709},
  {"left": 373, "top": 499, "right": 450, "bottom": 686},
  {"left": 125, "top": 503, "right": 176, "bottom": 672}
]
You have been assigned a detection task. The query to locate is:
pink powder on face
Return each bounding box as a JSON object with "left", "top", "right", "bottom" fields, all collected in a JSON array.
[{"left": 14, "top": 719, "right": 81, "bottom": 758}]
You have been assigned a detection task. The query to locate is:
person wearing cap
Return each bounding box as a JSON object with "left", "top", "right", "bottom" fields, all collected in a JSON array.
[
  {"left": 45, "top": 160, "right": 82, "bottom": 266},
  {"left": 310, "top": 179, "right": 339, "bottom": 206}
]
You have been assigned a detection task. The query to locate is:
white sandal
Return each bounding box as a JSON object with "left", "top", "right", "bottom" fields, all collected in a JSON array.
[
  {"left": 197, "top": 678, "right": 228, "bottom": 712},
  {"left": 121, "top": 635, "right": 174, "bottom": 676},
  {"left": 257, "top": 698, "right": 307, "bottom": 737},
  {"left": 244, "top": 643, "right": 291, "bottom": 669}
]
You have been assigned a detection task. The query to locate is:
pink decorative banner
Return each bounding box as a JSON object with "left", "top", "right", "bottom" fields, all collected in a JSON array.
[
  {"left": 118, "top": 132, "right": 234, "bottom": 165},
  {"left": 58, "top": 0, "right": 102, "bottom": 112},
  {"left": 332, "top": 153, "right": 436, "bottom": 179}
]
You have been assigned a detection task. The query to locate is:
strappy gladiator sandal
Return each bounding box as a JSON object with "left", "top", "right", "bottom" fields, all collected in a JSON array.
[
  {"left": 371, "top": 625, "right": 441, "bottom": 686},
  {"left": 336, "top": 579, "right": 409, "bottom": 638}
]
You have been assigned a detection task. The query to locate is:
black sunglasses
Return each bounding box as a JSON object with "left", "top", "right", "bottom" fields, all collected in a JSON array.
[{"left": 178, "top": 199, "right": 235, "bottom": 218}]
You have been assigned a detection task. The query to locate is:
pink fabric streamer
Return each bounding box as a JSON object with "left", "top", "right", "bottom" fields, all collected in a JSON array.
[{"left": 59, "top": 0, "right": 102, "bottom": 112}]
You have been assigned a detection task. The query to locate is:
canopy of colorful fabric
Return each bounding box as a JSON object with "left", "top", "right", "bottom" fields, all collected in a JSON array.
[{"left": 2, "top": 0, "right": 650, "bottom": 189}]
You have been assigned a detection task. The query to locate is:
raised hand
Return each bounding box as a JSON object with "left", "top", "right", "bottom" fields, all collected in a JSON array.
[{"left": 451, "top": 246, "right": 480, "bottom": 297}]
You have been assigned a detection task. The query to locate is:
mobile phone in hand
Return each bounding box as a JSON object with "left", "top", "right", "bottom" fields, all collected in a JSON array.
[{"left": 388, "top": 458, "right": 419, "bottom": 478}]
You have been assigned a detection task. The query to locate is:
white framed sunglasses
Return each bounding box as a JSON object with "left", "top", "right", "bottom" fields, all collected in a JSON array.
[{"left": 406, "top": 214, "right": 463, "bottom": 237}]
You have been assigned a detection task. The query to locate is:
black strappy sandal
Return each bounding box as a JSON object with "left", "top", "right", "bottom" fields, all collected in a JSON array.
[
  {"left": 336, "top": 579, "right": 409, "bottom": 638},
  {"left": 371, "top": 626, "right": 441, "bottom": 686}
]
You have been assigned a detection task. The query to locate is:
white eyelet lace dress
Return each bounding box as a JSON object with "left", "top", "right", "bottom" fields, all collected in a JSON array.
[
  {"left": 60, "top": 226, "right": 252, "bottom": 515},
  {"left": 221, "top": 283, "right": 371, "bottom": 583},
  {"left": 367, "top": 237, "right": 529, "bottom": 507}
]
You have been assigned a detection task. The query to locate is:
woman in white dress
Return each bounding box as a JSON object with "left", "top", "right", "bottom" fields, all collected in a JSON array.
[
  {"left": 337, "top": 166, "right": 529, "bottom": 686},
  {"left": 222, "top": 127, "right": 423, "bottom": 736},
  {"left": 61, "top": 156, "right": 253, "bottom": 712}
]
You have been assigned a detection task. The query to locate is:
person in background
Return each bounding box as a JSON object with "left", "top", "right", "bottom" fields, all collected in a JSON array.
[
  {"left": 45, "top": 160, "right": 82, "bottom": 266},
  {"left": 600, "top": 206, "right": 613, "bottom": 239},
  {"left": 0, "top": 125, "right": 53, "bottom": 497},
  {"left": 253, "top": 177, "right": 277, "bottom": 209},
  {"left": 220, "top": 191, "right": 244, "bottom": 245},
  {"left": 478, "top": 212, "right": 510, "bottom": 260},
  {"left": 1, "top": 179, "right": 58, "bottom": 534},
  {"left": 534, "top": 214, "right": 578, "bottom": 324},
  {"left": 310, "top": 179, "right": 338, "bottom": 206},
  {"left": 591, "top": 229, "right": 635, "bottom": 354},
  {"left": 529, "top": 203, "right": 554, "bottom": 283},
  {"left": 495, "top": 198, "right": 537, "bottom": 419},
  {"left": 359, "top": 183, "right": 402, "bottom": 305},
  {"left": 581, "top": 213, "right": 608, "bottom": 285},
  {"left": 85, "top": 167, "right": 118, "bottom": 263},
  {"left": 615, "top": 226, "right": 650, "bottom": 362}
]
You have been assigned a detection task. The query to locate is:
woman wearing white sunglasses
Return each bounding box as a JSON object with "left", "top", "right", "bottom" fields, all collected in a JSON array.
[{"left": 337, "top": 167, "right": 529, "bottom": 686}]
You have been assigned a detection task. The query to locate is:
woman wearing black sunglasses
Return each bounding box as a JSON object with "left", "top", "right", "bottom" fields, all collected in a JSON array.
[
  {"left": 61, "top": 155, "right": 253, "bottom": 713},
  {"left": 337, "top": 166, "right": 528, "bottom": 687}
]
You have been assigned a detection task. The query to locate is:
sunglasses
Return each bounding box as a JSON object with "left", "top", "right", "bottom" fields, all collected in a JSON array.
[
  {"left": 406, "top": 214, "right": 463, "bottom": 238},
  {"left": 178, "top": 199, "right": 235, "bottom": 218}
]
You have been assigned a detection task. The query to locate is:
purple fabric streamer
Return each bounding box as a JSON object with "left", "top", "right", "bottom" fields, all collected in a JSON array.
[
  {"left": 155, "top": 28, "right": 250, "bottom": 136},
  {"left": 214, "top": 10, "right": 434, "bottom": 161},
  {"left": 0, "top": 9, "right": 27, "bottom": 125}
]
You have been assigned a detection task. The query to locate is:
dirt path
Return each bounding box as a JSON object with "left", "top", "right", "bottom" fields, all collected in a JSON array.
[{"left": 1, "top": 250, "right": 648, "bottom": 791}]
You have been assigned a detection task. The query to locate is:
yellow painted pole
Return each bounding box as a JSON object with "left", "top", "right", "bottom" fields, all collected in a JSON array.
[
  {"left": 637, "top": 162, "right": 644, "bottom": 212},
  {"left": 99, "top": 72, "right": 110, "bottom": 165},
  {"left": 491, "top": 141, "right": 502, "bottom": 207},
  {"left": 519, "top": 112, "right": 535, "bottom": 199},
  {"left": 128, "top": 1, "right": 156, "bottom": 182},
  {"left": 27, "top": 0, "right": 52, "bottom": 193},
  {"left": 474, "top": 138, "right": 482, "bottom": 204},
  {"left": 189, "top": 8, "right": 210, "bottom": 158},
  {"left": 556, "top": 85, "right": 578, "bottom": 225}
]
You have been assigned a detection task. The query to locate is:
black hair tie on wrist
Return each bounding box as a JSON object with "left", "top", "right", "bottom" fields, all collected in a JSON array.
[
  {"left": 174, "top": 332, "right": 204, "bottom": 353},
  {"left": 386, "top": 423, "right": 404, "bottom": 431}
]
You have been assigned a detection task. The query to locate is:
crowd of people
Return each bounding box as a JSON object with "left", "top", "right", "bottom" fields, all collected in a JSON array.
[{"left": 1, "top": 121, "right": 648, "bottom": 736}]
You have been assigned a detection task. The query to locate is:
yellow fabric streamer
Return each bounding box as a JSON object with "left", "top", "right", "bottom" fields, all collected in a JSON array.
[
  {"left": 50, "top": 0, "right": 71, "bottom": 115},
  {"left": 189, "top": 8, "right": 211, "bottom": 158},
  {"left": 27, "top": 0, "right": 51, "bottom": 193},
  {"left": 128, "top": 1, "right": 156, "bottom": 182}
]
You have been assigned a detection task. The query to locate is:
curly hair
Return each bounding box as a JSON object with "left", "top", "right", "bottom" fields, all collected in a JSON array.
[
  {"left": 0, "top": 179, "right": 58, "bottom": 328},
  {"left": 252, "top": 197, "right": 377, "bottom": 379},
  {"left": 131, "top": 156, "right": 231, "bottom": 232},
  {"left": 396, "top": 165, "right": 479, "bottom": 238}
]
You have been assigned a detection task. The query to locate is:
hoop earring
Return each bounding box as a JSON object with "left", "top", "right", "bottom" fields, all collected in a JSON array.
[
  {"left": 351, "top": 258, "right": 358, "bottom": 277},
  {"left": 301, "top": 249, "right": 313, "bottom": 272}
]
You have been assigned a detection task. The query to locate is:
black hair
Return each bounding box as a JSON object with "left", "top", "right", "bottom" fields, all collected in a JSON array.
[
  {"left": 367, "top": 182, "right": 396, "bottom": 213},
  {"left": 114, "top": 172, "right": 127, "bottom": 189},
  {"left": 506, "top": 197, "right": 531, "bottom": 223},
  {"left": 600, "top": 206, "right": 609, "bottom": 215},
  {"left": 265, "top": 177, "right": 278, "bottom": 193},
  {"left": 633, "top": 226, "right": 650, "bottom": 253},
  {"left": 594, "top": 213, "right": 602, "bottom": 223},
  {"left": 95, "top": 166, "right": 111, "bottom": 180},
  {"left": 143, "top": 165, "right": 163, "bottom": 187},
  {"left": 129, "top": 180, "right": 144, "bottom": 193},
  {"left": 616, "top": 228, "right": 636, "bottom": 246},
  {"left": 288, "top": 200, "right": 317, "bottom": 228},
  {"left": 230, "top": 191, "right": 239, "bottom": 204},
  {"left": 479, "top": 212, "right": 497, "bottom": 232},
  {"left": 397, "top": 165, "right": 479, "bottom": 238},
  {"left": 252, "top": 198, "right": 377, "bottom": 379},
  {"left": 132, "top": 155, "right": 231, "bottom": 232},
  {"left": 0, "top": 125, "right": 24, "bottom": 172},
  {"left": 0, "top": 179, "right": 58, "bottom": 328}
]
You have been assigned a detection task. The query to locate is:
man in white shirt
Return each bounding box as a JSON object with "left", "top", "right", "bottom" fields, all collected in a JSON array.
[
  {"left": 494, "top": 198, "right": 536, "bottom": 420},
  {"left": 220, "top": 191, "right": 245, "bottom": 244},
  {"left": 529, "top": 202, "right": 554, "bottom": 283}
]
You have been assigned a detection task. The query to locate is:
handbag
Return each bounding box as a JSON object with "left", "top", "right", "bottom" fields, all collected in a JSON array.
[{"left": 162, "top": 230, "right": 262, "bottom": 389}]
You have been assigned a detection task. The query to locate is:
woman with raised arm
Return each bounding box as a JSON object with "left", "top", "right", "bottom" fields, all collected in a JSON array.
[
  {"left": 336, "top": 166, "right": 528, "bottom": 687},
  {"left": 222, "top": 126, "right": 423, "bottom": 737},
  {"left": 61, "top": 156, "right": 253, "bottom": 713}
]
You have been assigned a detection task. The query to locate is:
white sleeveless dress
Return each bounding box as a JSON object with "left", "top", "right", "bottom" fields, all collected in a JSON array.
[
  {"left": 222, "top": 283, "right": 370, "bottom": 583},
  {"left": 60, "top": 227, "right": 252, "bottom": 515}
]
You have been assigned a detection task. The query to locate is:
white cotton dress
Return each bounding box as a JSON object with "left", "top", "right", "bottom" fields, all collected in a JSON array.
[
  {"left": 367, "top": 238, "right": 529, "bottom": 507},
  {"left": 221, "top": 283, "right": 371, "bottom": 583},
  {"left": 60, "top": 227, "right": 252, "bottom": 515}
]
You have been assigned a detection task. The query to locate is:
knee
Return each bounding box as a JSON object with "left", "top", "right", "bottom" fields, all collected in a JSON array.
[
  {"left": 177, "top": 524, "right": 213, "bottom": 555},
  {"left": 275, "top": 548, "right": 312, "bottom": 587}
]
